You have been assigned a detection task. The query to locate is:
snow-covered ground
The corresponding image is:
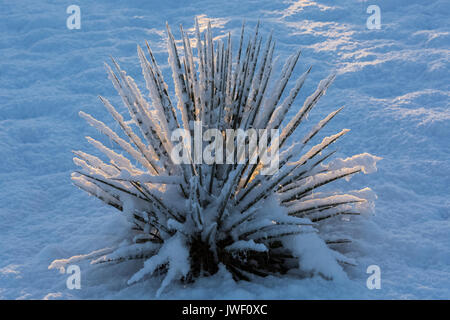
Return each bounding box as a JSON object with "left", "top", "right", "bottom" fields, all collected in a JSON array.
[{"left": 0, "top": 0, "right": 449, "bottom": 299}]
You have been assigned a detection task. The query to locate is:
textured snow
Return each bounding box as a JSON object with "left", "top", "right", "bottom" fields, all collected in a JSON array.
[
  {"left": 0, "top": 0, "right": 449, "bottom": 299},
  {"left": 286, "top": 233, "right": 348, "bottom": 281},
  {"left": 225, "top": 240, "right": 268, "bottom": 253},
  {"left": 327, "top": 153, "right": 382, "bottom": 174}
]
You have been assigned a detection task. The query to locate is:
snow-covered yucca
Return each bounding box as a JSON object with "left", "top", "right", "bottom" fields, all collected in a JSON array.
[{"left": 50, "top": 20, "right": 380, "bottom": 295}]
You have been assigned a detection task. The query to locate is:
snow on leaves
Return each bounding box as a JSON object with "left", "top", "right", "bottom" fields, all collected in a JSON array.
[{"left": 49, "top": 19, "right": 380, "bottom": 296}]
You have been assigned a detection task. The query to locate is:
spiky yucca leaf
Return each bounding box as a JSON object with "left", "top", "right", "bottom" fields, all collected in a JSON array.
[{"left": 49, "top": 20, "right": 380, "bottom": 296}]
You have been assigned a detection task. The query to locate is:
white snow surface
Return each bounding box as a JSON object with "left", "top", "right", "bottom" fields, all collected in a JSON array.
[{"left": 0, "top": 0, "right": 449, "bottom": 299}]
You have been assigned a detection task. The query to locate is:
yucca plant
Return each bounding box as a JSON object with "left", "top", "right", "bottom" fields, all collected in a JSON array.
[{"left": 50, "top": 19, "right": 380, "bottom": 296}]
